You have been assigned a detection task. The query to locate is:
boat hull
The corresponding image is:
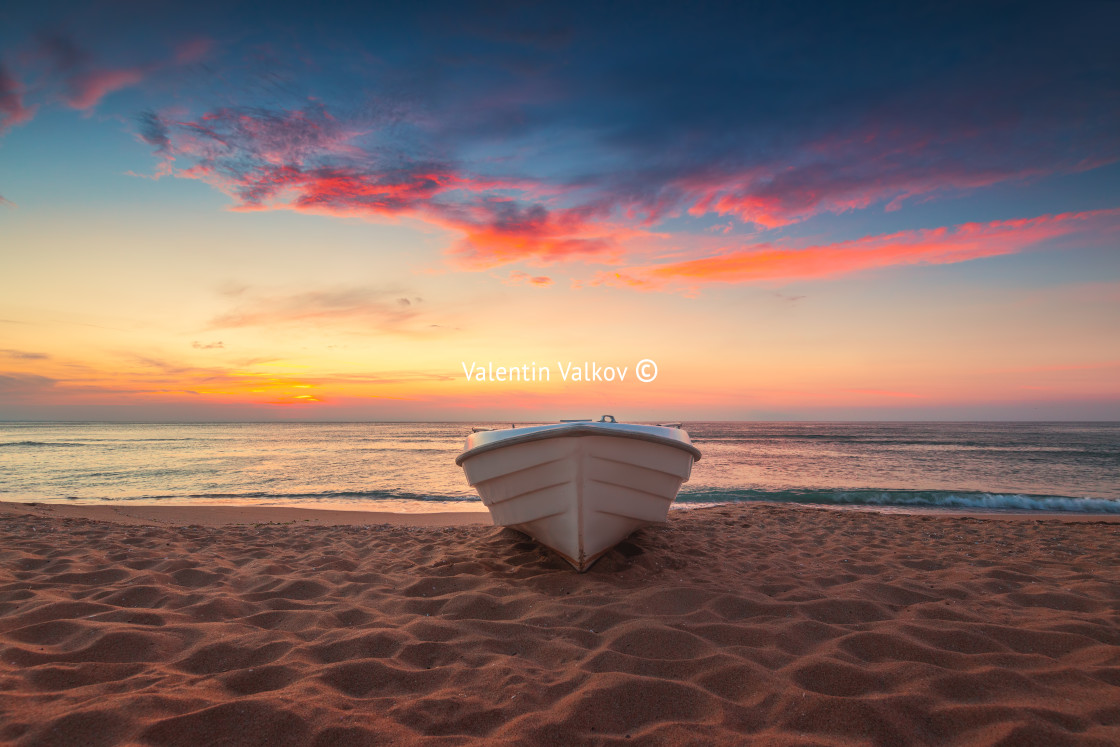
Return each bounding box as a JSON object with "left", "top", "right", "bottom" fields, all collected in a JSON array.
[{"left": 459, "top": 433, "right": 696, "bottom": 571}]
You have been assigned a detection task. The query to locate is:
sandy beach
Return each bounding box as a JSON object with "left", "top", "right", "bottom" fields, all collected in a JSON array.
[{"left": 1, "top": 502, "right": 1119, "bottom": 745}]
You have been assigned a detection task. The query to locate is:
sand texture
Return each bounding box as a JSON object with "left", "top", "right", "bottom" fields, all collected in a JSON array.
[{"left": 1, "top": 502, "right": 1119, "bottom": 745}]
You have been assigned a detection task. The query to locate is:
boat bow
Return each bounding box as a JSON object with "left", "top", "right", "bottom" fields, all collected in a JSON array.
[{"left": 457, "top": 419, "right": 701, "bottom": 570}]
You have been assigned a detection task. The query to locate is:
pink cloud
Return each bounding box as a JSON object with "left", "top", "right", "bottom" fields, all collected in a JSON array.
[
  {"left": 504, "top": 270, "right": 553, "bottom": 287},
  {"left": 144, "top": 105, "right": 647, "bottom": 269},
  {"left": 175, "top": 38, "right": 213, "bottom": 65},
  {"left": 0, "top": 63, "right": 36, "bottom": 131},
  {"left": 593, "top": 208, "right": 1120, "bottom": 292},
  {"left": 147, "top": 105, "right": 424, "bottom": 207},
  {"left": 674, "top": 123, "right": 1118, "bottom": 229},
  {"left": 443, "top": 201, "right": 633, "bottom": 269},
  {"left": 35, "top": 33, "right": 149, "bottom": 110},
  {"left": 137, "top": 97, "right": 1119, "bottom": 282},
  {"left": 64, "top": 67, "right": 146, "bottom": 110},
  {"left": 33, "top": 33, "right": 213, "bottom": 113}
]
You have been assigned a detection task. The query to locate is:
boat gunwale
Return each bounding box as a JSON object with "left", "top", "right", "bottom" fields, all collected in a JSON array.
[{"left": 455, "top": 424, "right": 702, "bottom": 465}]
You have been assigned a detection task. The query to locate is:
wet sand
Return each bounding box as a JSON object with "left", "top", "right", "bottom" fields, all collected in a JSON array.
[{"left": 1, "top": 501, "right": 1119, "bottom": 745}]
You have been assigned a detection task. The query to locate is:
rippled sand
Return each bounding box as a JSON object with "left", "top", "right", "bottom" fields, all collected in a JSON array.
[{"left": 1, "top": 502, "right": 1119, "bottom": 745}]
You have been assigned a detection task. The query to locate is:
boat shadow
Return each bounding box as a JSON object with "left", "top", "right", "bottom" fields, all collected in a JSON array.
[{"left": 489, "top": 527, "right": 662, "bottom": 574}]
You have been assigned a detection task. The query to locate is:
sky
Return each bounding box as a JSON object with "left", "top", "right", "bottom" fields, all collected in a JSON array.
[{"left": 1, "top": 0, "right": 1118, "bottom": 421}]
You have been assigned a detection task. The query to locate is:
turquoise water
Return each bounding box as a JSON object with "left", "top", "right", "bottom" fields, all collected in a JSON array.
[{"left": 1, "top": 422, "right": 1118, "bottom": 513}]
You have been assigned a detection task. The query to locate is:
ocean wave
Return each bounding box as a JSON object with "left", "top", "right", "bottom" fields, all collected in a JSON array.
[
  {"left": 675, "top": 488, "right": 1120, "bottom": 513},
  {"left": 49, "top": 488, "right": 1120, "bottom": 514},
  {"left": 693, "top": 437, "right": 1089, "bottom": 451},
  {"left": 83, "top": 489, "right": 481, "bottom": 504},
  {"left": 0, "top": 441, "right": 87, "bottom": 448}
]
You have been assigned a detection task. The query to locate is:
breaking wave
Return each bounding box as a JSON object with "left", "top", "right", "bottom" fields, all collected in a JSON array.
[{"left": 675, "top": 488, "right": 1120, "bottom": 513}]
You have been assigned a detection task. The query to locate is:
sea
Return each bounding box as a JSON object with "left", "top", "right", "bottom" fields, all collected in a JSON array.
[{"left": 1, "top": 421, "right": 1119, "bottom": 514}]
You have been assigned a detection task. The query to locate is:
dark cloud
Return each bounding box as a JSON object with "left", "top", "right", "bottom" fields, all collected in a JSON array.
[
  {"left": 0, "top": 349, "right": 49, "bottom": 360},
  {"left": 36, "top": 31, "right": 86, "bottom": 72},
  {"left": 136, "top": 110, "right": 170, "bottom": 152},
  {"left": 37, "top": 32, "right": 147, "bottom": 109},
  {"left": 0, "top": 372, "right": 56, "bottom": 393}
]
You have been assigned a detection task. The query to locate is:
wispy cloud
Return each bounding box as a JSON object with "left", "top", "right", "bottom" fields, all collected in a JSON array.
[
  {"left": 842, "top": 388, "right": 927, "bottom": 399},
  {"left": 504, "top": 270, "right": 553, "bottom": 287},
  {"left": 671, "top": 117, "right": 1120, "bottom": 229},
  {"left": 592, "top": 209, "right": 1120, "bottom": 293},
  {"left": 0, "top": 372, "right": 56, "bottom": 393},
  {"left": 0, "top": 347, "right": 457, "bottom": 410},
  {"left": 0, "top": 349, "right": 50, "bottom": 360},
  {"left": 0, "top": 30, "right": 216, "bottom": 134},
  {"left": 207, "top": 285, "right": 428, "bottom": 332},
  {"left": 0, "top": 62, "right": 36, "bottom": 133},
  {"left": 139, "top": 103, "right": 427, "bottom": 205},
  {"left": 445, "top": 200, "right": 639, "bottom": 268},
  {"left": 174, "top": 38, "right": 212, "bottom": 65},
  {"left": 38, "top": 33, "right": 148, "bottom": 110}
]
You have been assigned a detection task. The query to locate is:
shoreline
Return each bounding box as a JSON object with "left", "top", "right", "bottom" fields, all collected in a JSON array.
[
  {"left": 0, "top": 500, "right": 492, "bottom": 527},
  {"left": 3, "top": 498, "right": 1119, "bottom": 528}
]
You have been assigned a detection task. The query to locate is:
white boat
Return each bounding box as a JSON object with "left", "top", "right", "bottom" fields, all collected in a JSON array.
[{"left": 456, "top": 416, "right": 702, "bottom": 571}]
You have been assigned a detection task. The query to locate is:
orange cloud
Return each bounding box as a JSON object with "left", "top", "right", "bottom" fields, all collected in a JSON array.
[
  {"left": 593, "top": 208, "right": 1120, "bottom": 292},
  {"left": 842, "top": 388, "right": 927, "bottom": 399},
  {"left": 0, "top": 347, "right": 458, "bottom": 413},
  {"left": 504, "top": 271, "right": 553, "bottom": 287},
  {"left": 449, "top": 220, "right": 620, "bottom": 268}
]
